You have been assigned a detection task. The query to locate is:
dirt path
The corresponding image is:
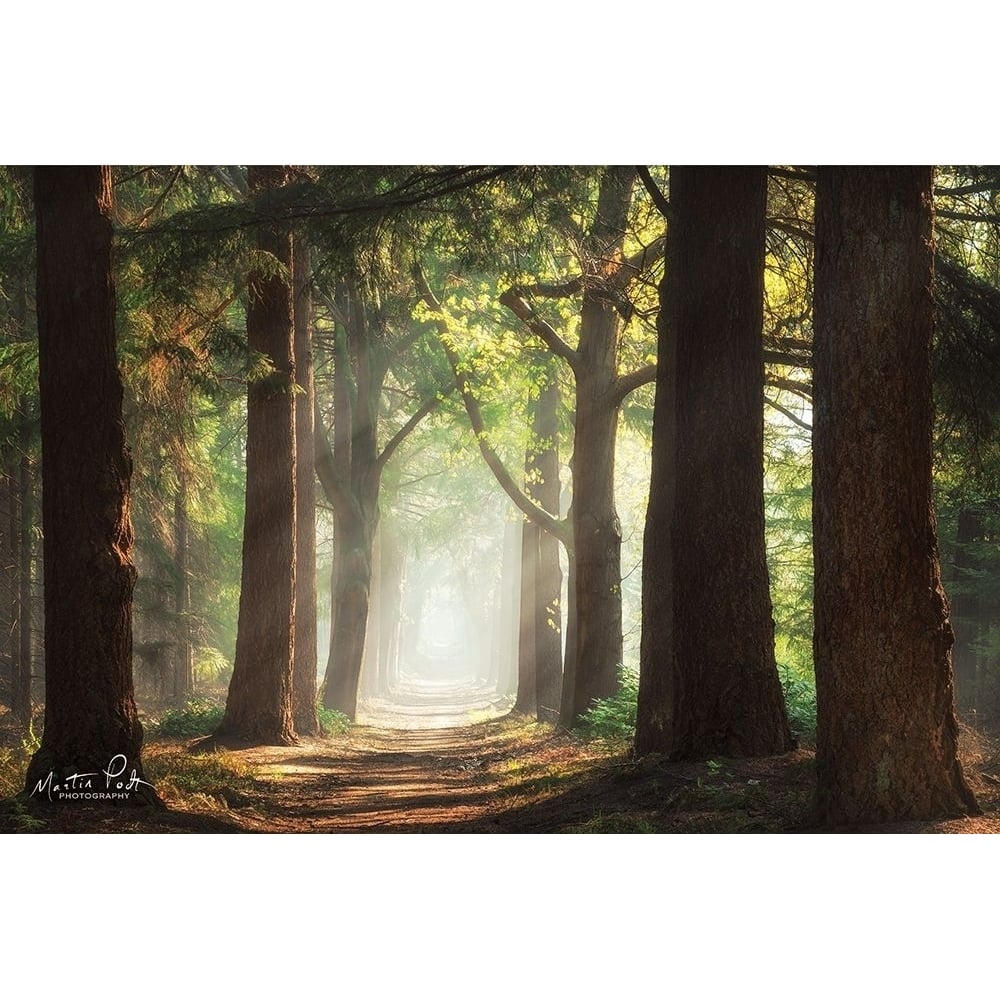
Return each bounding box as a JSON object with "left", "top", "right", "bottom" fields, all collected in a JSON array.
[
  {"left": 234, "top": 722, "right": 527, "bottom": 832},
  {"left": 9, "top": 714, "right": 1000, "bottom": 833}
]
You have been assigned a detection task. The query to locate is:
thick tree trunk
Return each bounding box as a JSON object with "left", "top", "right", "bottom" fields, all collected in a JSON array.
[
  {"left": 813, "top": 166, "right": 978, "bottom": 824},
  {"left": 172, "top": 479, "right": 194, "bottom": 704},
  {"left": 217, "top": 165, "right": 297, "bottom": 747},
  {"left": 951, "top": 506, "right": 982, "bottom": 722},
  {"left": 25, "top": 166, "right": 154, "bottom": 800},
  {"left": 636, "top": 166, "right": 793, "bottom": 759},
  {"left": 292, "top": 236, "right": 319, "bottom": 735},
  {"left": 560, "top": 166, "right": 633, "bottom": 726}
]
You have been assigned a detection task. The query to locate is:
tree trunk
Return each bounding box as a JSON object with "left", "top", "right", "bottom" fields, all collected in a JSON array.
[
  {"left": 320, "top": 280, "right": 383, "bottom": 721},
  {"left": 516, "top": 516, "right": 539, "bottom": 714},
  {"left": 323, "top": 508, "right": 374, "bottom": 720},
  {"left": 217, "top": 165, "right": 297, "bottom": 747},
  {"left": 25, "top": 166, "right": 154, "bottom": 800},
  {"left": 813, "top": 166, "right": 978, "bottom": 824},
  {"left": 636, "top": 166, "right": 793, "bottom": 759},
  {"left": 292, "top": 235, "right": 319, "bottom": 735},
  {"left": 560, "top": 166, "right": 633, "bottom": 726},
  {"left": 951, "top": 506, "right": 982, "bottom": 722},
  {"left": 534, "top": 373, "right": 564, "bottom": 721},
  {"left": 172, "top": 478, "right": 194, "bottom": 704}
]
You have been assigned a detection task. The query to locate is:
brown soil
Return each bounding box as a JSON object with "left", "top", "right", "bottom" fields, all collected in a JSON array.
[{"left": 3, "top": 714, "right": 1000, "bottom": 833}]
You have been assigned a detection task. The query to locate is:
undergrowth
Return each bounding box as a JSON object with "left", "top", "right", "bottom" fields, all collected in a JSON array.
[
  {"left": 151, "top": 699, "right": 351, "bottom": 739},
  {"left": 317, "top": 705, "right": 351, "bottom": 736},
  {"left": 576, "top": 668, "right": 638, "bottom": 741},
  {"left": 781, "top": 668, "right": 817, "bottom": 741},
  {"left": 143, "top": 746, "right": 261, "bottom": 810},
  {"left": 574, "top": 664, "right": 818, "bottom": 744},
  {"left": 151, "top": 697, "right": 226, "bottom": 737}
]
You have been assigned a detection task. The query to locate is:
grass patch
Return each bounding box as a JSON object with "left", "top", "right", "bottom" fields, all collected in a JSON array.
[
  {"left": 143, "top": 745, "right": 262, "bottom": 810},
  {"left": 568, "top": 813, "right": 656, "bottom": 834}
]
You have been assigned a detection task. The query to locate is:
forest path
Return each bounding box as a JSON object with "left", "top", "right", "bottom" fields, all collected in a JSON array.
[{"left": 229, "top": 716, "right": 554, "bottom": 832}]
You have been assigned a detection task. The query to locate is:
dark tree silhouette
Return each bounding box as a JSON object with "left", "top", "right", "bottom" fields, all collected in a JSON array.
[
  {"left": 25, "top": 166, "right": 153, "bottom": 798},
  {"left": 636, "top": 166, "right": 793, "bottom": 759}
]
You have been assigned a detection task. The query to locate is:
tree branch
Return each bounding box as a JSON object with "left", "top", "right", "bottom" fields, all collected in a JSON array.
[
  {"left": 636, "top": 166, "right": 671, "bottom": 219},
  {"left": 377, "top": 384, "right": 455, "bottom": 473},
  {"left": 414, "top": 264, "right": 572, "bottom": 546},
  {"left": 765, "top": 397, "right": 812, "bottom": 432},
  {"left": 767, "top": 167, "right": 817, "bottom": 183},
  {"left": 499, "top": 287, "right": 580, "bottom": 372},
  {"left": 610, "top": 233, "right": 666, "bottom": 290},
  {"left": 313, "top": 402, "right": 362, "bottom": 525},
  {"left": 764, "top": 348, "right": 812, "bottom": 369},
  {"left": 614, "top": 363, "right": 657, "bottom": 405}
]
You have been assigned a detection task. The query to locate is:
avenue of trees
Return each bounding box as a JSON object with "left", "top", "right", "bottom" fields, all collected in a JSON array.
[{"left": 4, "top": 163, "right": 1000, "bottom": 825}]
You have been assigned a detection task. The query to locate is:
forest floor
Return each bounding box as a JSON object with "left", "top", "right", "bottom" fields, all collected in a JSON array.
[{"left": 4, "top": 711, "right": 1000, "bottom": 833}]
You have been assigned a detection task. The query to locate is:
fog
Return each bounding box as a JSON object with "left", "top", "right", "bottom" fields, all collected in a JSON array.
[{"left": 356, "top": 526, "right": 520, "bottom": 729}]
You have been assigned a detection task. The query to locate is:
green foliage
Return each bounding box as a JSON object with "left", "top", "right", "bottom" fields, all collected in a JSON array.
[
  {"left": 151, "top": 697, "right": 225, "bottom": 737},
  {"left": 317, "top": 705, "right": 351, "bottom": 737},
  {"left": 781, "top": 667, "right": 818, "bottom": 740},
  {"left": 576, "top": 667, "right": 639, "bottom": 741},
  {"left": 0, "top": 715, "right": 40, "bottom": 801}
]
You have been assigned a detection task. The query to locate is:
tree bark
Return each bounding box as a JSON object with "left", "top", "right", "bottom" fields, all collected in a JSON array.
[
  {"left": 516, "top": 515, "right": 539, "bottom": 714},
  {"left": 636, "top": 166, "right": 793, "bottom": 759},
  {"left": 813, "top": 166, "right": 978, "bottom": 824},
  {"left": 216, "top": 165, "right": 297, "bottom": 747},
  {"left": 25, "top": 166, "right": 153, "bottom": 799},
  {"left": 292, "top": 235, "right": 319, "bottom": 735},
  {"left": 560, "top": 166, "right": 633, "bottom": 725}
]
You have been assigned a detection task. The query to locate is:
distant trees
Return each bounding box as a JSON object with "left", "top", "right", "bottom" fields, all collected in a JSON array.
[
  {"left": 215, "top": 166, "right": 297, "bottom": 746},
  {"left": 428, "top": 166, "right": 661, "bottom": 726},
  {"left": 812, "top": 166, "right": 978, "bottom": 823},
  {"left": 637, "top": 166, "right": 793, "bottom": 758},
  {"left": 24, "top": 166, "right": 152, "bottom": 795},
  {"left": 315, "top": 268, "right": 448, "bottom": 721}
]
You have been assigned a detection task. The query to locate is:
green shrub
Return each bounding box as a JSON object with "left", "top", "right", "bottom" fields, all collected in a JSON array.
[
  {"left": 781, "top": 668, "right": 817, "bottom": 740},
  {"left": 317, "top": 705, "right": 351, "bottom": 737},
  {"left": 576, "top": 667, "right": 639, "bottom": 741},
  {"left": 152, "top": 698, "right": 226, "bottom": 737}
]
